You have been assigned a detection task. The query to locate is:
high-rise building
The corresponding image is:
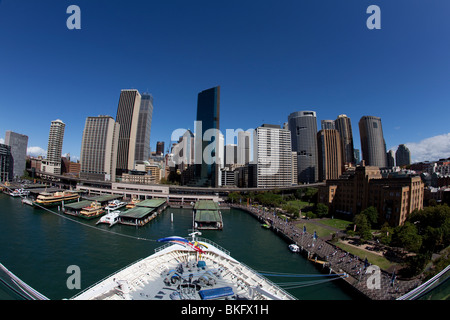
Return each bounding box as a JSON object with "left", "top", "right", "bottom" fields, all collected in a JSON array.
[
  {"left": 253, "top": 124, "right": 292, "bottom": 188},
  {"left": 80, "top": 116, "right": 120, "bottom": 181},
  {"left": 115, "top": 89, "right": 142, "bottom": 175},
  {"left": 135, "top": 93, "right": 153, "bottom": 162},
  {"left": 359, "top": 116, "right": 387, "bottom": 168},
  {"left": 194, "top": 86, "right": 220, "bottom": 187},
  {"left": 42, "top": 119, "right": 65, "bottom": 175},
  {"left": 156, "top": 141, "right": 165, "bottom": 156},
  {"left": 387, "top": 150, "right": 395, "bottom": 167},
  {"left": 321, "top": 120, "right": 336, "bottom": 130},
  {"left": 335, "top": 114, "right": 355, "bottom": 165},
  {"left": 224, "top": 144, "right": 237, "bottom": 166},
  {"left": 396, "top": 144, "right": 411, "bottom": 167},
  {"left": 288, "top": 111, "right": 318, "bottom": 183},
  {"left": 0, "top": 144, "right": 13, "bottom": 182},
  {"left": 237, "top": 131, "right": 251, "bottom": 165},
  {"left": 4, "top": 131, "right": 28, "bottom": 179},
  {"left": 317, "top": 129, "right": 343, "bottom": 181}
]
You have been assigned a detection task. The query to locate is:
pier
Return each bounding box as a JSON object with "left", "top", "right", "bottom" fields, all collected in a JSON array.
[
  {"left": 232, "top": 204, "right": 423, "bottom": 300},
  {"left": 119, "top": 198, "right": 168, "bottom": 227}
]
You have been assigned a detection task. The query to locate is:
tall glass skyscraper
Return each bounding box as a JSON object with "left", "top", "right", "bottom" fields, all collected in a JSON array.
[
  {"left": 288, "top": 111, "right": 318, "bottom": 183},
  {"left": 80, "top": 116, "right": 120, "bottom": 181},
  {"left": 135, "top": 93, "right": 153, "bottom": 162},
  {"left": 41, "top": 119, "right": 65, "bottom": 175},
  {"left": 115, "top": 89, "right": 141, "bottom": 175},
  {"left": 4, "top": 131, "right": 28, "bottom": 180},
  {"left": 396, "top": 144, "right": 411, "bottom": 167},
  {"left": 359, "top": 116, "right": 387, "bottom": 167},
  {"left": 194, "top": 86, "right": 220, "bottom": 187},
  {"left": 335, "top": 114, "right": 355, "bottom": 165}
]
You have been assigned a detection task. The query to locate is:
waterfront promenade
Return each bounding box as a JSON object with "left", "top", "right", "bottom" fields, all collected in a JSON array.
[{"left": 232, "top": 204, "right": 422, "bottom": 300}]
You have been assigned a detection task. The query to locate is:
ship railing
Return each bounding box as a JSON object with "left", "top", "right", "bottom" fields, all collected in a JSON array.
[
  {"left": 70, "top": 257, "right": 145, "bottom": 300},
  {"left": 154, "top": 237, "right": 231, "bottom": 256}
]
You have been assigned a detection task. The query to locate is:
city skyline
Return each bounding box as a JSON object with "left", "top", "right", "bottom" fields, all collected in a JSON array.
[{"left": 1, "top": 1, "right": 450, "bottom": 164}]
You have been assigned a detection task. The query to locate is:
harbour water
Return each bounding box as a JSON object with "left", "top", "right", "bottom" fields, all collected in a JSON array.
[{"left": 0, "top": 193, "right": 359, "bottom": 300}]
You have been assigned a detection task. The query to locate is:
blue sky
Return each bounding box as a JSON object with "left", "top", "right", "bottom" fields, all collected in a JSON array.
[{"left": 0, "top": 0, "right": 449, "bottom": 163}]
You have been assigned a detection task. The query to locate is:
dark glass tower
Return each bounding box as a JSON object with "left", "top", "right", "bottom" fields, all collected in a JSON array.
[
  {"left": 194, "top": 86, "right": 220, "bottom": 187},
  {"left": 335, "top": 114, "right": 355, "bottom": 165},
  {"left": 135, "top": 93, "right": 153, "bottom": 162},
  {"left": 395, "top": 144, "right": 411, "bottom": 167},
  {"left": 288, "top": 111, "right": 318, "bottom": 183},
  {"left": 359, "top": 116, "right": 387, "bottom": 167}
]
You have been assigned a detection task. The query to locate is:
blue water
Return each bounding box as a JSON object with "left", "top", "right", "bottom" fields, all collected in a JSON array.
[{"left": 0, "top": 193, "right": 358, "bottom": 300}]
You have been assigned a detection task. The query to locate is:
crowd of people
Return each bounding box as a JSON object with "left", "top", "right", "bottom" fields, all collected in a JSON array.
[{"left": 230, "top": 204, "right": 421, "bottom": 300}]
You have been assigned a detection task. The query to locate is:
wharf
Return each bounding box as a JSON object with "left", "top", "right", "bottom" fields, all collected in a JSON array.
[
  {"left": 232, "top": 204, "right": 422, "bottom": 300},
  {"left": 193, "top": 200, "right": 223, "bottom": 230},
  {"left": 119, "top": 198, "right": 168, "bottom": 227}
]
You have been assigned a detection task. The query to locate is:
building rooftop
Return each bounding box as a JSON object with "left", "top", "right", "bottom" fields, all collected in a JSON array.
[
  {"left": 194, "top": 200, "right": 220, "bottom": 211},
  {"left": 135, "top": 198, "right": 166, "bottom": 208}
]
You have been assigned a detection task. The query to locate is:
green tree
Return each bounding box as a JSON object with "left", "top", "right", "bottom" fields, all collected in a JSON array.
[
  {"left": 353, "top": 214, "right": 372, "bottom": 241},
  {"left": 316, "top": 203, "right": 329, "bottom": 218},
  {"left": 408, "top": 204, "right": 450, "bottom": 253},
  {"left": 227, "top": 192, "right": 240, "bottom": 204},
  {"left": 379, "top": 222, "right": 393, "bottom": 245},
  {"left": 303, "top": 187, "right": 318, "bottom": 205},
  {"left": 392, "top": 222, "right": 422, "bottom": 253},
  {"left": 361, "top": 206, "right": 378, "bottom": 227}
]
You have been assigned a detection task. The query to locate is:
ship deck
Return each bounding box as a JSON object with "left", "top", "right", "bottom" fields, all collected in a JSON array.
[{"left": 72, "top": 238, "right": 296, "bottom": 301}]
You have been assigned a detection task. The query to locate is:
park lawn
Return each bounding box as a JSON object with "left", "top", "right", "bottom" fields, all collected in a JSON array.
[
  {"left": 334, "top": 241, "right": 398, "bottom": 271},
  {"left": 318, "top": 218, "right": 353, "bottom": 230},
  {"left": 286, "top": 200, "right": 310, "bottom": 211},
  {"left": 295, "top": 221, "right": 336, "bottom": 239}
]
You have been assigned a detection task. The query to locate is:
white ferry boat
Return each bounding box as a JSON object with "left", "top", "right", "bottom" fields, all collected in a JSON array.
[
  {"left": 72, "top": 233, "right": 296, "bottom": 301},
  {"left": 105, "top": 200, "right": 127, "bottom": 211},
  {"left": 10, "top": 188, "right": 29, "bottom": 197},
  {"left": 96, "top": 210, "right": 120, "bottom": 227}
]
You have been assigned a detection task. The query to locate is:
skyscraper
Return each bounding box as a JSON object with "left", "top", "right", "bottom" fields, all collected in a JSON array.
[
  {"left": 115, "top": 89, "right": 142, "bottom": 175},
  {"left": 4, "top": 131, "right": 28, "bottom": 179},
  {"left": 334, "top": 114, "right": 355, "bottom": 165},
  {"left": 156, "top": 141, "right": 165, "bottom": 156},
  {"left": 387, "top": 150, "right": 395, "bottom": 167},
  {"left": 254, "top": 124, "right": 292, "bottom": 188},
  {"left": 317, "top": 129, "right": 343, "bottom": 181},
  {"left": 288, "top": 111, "right": 318, "bottom": 183},
  {"left": 237, "top": 131, "right": 251, "bottom": 165},
  {"left": 321, "top": 120, "right": 336, "bottom": 130},
  {"left": 396, "top": 144, "right": 411, "bottom": 167},
  {"left": 80, "top": 116, "right": 120, "bottom": 181},
  {"left": 42, "top": 119, "right": 65, "bottom": 175},
  {"left": 194, "top": 86, "right": 220, "bottom": 187},
  {"left": 135, "top": 93, "right": 153, "bottom": 162},
  {"left": 359, "top": 116, "right": 387, "bottom": 168},
  {"left": 0, "top": 144, "right": 13, "bottom": 182}
]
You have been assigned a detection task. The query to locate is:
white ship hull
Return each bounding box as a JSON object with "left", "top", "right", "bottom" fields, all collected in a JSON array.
[{"left": 72, "top": 235, "right": 296, "bottom": 301}]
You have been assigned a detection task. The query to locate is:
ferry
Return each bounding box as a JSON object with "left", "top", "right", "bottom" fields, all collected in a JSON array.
[
  {"left": 34, "top": 191, "right": 80, "bottom": 207},
  {"left": 71, "top": 233, "right": 296, "bottom": 301},
  {"left": 21, "top": 198, "right": 34, "bottom": 206},
  {"left": 79, "top": 202, "right": 105, "bottom": 220},
  {"left": 10, "top": 188, "right": 29, "bottom": 197},
  {"left": 125, "top": 198, "right": 141, "bottom": 209},
  {"left": 96, "top": 210, "right": 120, "bottom": 227},
  {"left": 105, "top": 200, "right": 127, "bottom": 211}
]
